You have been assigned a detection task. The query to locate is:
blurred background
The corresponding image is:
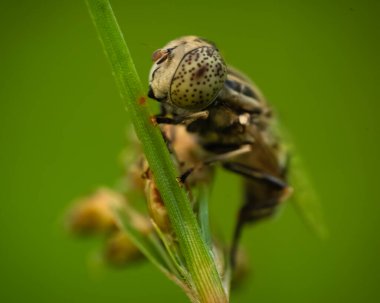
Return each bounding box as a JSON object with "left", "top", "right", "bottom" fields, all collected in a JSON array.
[{"left": 1, "top": 0, "right": 379, "bottom": 302}]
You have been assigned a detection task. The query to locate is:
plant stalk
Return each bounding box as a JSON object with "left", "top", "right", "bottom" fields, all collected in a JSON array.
[{"left": 85, "top": 0, "right": 227, "bottom": 302}]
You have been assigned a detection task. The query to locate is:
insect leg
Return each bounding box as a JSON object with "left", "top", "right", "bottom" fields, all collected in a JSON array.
[
  {"left": 230, "top": 216, "right": 245, "bottom": 268},
  {"left": 178, "top": 145, "right": 252, "bottom": 183},
  {"left": 154, "top": 110, "right": 209, "bottom": 126},
  {"left": 223, "top": 162, "right": 288, "bottom": 267},
  {"left": 222, "top": 162, "right": 287, "bottom": 189},
  {"left": 230, "top": 198, "right": 279, "bottom": 267},
  {"left": 160, "top": 126, "right": 177, "bottom": 157}
]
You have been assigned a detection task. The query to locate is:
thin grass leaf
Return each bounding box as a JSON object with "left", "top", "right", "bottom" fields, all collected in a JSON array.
[
  {"left": 114, "top": 204, "right": 199, "bottom": 300},
  {"left": 196, "top": 184, "right": 212, "bottom": 250},
  {"left": 113, "top": 208, "right": 170, "bottom": 273},
  {"left": 151, "top": 221, "right": 189, "bottom": 279}
]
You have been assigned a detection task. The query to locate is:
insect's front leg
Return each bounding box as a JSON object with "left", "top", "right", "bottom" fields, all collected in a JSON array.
[{"left": 154, "top": 110, "right": 209, "bottom": 126}]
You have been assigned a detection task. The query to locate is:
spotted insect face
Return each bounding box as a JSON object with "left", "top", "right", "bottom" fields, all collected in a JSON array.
[{"left": 148, "top": 36, "right": 227, "bottom": 111}]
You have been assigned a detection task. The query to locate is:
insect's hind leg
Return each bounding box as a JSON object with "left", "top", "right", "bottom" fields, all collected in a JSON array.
[
  {"left": 223, "top": 162, "right": 289, "bottom": 267},
  {"left": 230, "top": 198, "right": 278, "bottom": 267},
  {"left": 223, "top": 162, "right": 287, "bottom": 189}
]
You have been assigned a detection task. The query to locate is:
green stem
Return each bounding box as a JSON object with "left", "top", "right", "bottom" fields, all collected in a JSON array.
[{"left": 85, "top": 1, "right": 227, "bottom": 302}]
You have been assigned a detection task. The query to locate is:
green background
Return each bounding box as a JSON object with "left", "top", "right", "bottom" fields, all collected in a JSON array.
[{"left": 1, "top": 0, "right": 379, "bottom": 302}]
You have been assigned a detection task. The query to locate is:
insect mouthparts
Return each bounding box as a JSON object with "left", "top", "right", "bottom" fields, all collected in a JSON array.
[{"left": 147, "top": 86, "right": 158, "bottom": 100}]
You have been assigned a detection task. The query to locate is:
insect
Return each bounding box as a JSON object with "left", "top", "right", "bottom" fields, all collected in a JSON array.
[{"left": 148, "top": 36, "right": 325, "bottom": 265}]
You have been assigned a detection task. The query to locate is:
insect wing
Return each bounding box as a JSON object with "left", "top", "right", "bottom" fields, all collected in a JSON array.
[
  {"left": 287, "top": 153, "right": 328, "bottom": 238},
  {"left": 275, "top": 121, "right": 328, "bottom": 238}
]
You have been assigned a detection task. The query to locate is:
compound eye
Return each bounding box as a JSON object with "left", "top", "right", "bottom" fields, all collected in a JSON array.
[{"left": 169, "top": 46, "right": 227, "bottom": 110}]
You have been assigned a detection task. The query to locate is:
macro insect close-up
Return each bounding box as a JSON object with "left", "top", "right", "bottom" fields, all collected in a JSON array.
[
  {"left": 64, "top": 32, "right": 327, "bottom": 302},
  {"left": 1, "top": 1, "right": 379, "bottom": 303},
  {"left": 148, "top": 36, "right": 299, "bottom": 265}
]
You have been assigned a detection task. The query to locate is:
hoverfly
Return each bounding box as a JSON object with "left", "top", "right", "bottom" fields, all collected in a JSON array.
[{"left": 148, "top": 36, "right": 326, "bottom": 265}]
